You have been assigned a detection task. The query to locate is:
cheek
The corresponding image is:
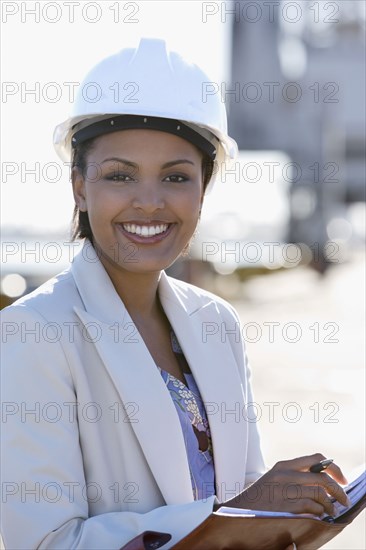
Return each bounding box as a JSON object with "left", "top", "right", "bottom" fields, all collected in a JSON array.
[
  {"left": 179, "top": 196, "right": 201, "bottom": 218},
  {"left": 85, "top": 185, "right": 117, "bottom": 214},
  {"left": 181, "top": 183, "right": 203, "bottom": 214},
  {"left": 180, "top": 198, "right": 202, "bottom": 234}
]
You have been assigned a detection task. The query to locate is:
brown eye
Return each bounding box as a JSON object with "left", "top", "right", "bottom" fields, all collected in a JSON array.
[
  {"left": 106, "top": 173, "right": 134, "bottom": 182},
  {"left": 164, "top": 174, "right": 188, "bottom": 183}
]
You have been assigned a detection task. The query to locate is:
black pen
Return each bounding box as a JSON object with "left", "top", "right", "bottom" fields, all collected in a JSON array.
[{"left": 309, "top": 458, "right": 334, "bottom": 473}]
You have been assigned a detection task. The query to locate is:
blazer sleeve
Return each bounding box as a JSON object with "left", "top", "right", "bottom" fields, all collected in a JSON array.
[{"left": 1, "top": 304, "right": 216, "bottom": 550}]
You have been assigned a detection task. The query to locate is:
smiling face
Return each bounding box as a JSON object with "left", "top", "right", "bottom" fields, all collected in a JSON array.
[{"left": 72, "top": 129, "right": 204, "bottom": 279}]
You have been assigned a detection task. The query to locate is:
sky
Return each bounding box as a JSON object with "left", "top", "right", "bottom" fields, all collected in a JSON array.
[{"left": 1, "top": 1, "right": 231, "bottom": 233}]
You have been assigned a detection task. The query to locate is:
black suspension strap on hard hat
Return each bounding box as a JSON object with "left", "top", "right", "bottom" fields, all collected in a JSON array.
[{"left": 71, "top": 115, "right": 217, "bottom": 160}]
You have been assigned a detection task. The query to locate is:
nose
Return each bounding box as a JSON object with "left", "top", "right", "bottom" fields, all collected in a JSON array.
[{"left": 131, "top": 181, "right": 165, "bottom": 213}]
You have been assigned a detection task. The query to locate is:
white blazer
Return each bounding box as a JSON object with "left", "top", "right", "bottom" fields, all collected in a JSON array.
[{"left": 1, "top": 241, "right": 265, "bottom": 549}]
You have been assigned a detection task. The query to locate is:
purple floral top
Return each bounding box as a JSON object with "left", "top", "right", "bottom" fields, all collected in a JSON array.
[{"left": 158, "top": 330, "right": 215, "bottom": 501}]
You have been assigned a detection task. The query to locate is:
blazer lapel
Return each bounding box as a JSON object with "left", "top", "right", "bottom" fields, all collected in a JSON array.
[
  {"left": 71, "top": 243, "right": 193, "bottom": 504},
  {"left": 159, "top": 272, "right": 249, "bottom": 501}
]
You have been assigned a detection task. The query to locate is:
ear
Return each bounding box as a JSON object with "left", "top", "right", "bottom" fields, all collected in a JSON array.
[{"left": 71, "top": 167, "right": 87, "bottom": 212}]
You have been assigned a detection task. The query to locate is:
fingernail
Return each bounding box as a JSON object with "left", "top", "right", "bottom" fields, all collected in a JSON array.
[{"left": 346, "top": 496, "right": 351, "bottom": 507}]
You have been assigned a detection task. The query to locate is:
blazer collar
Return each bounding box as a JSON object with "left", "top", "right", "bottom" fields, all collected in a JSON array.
[
  {"left": 71, "top": 240, "right": 204, "bottom": 322},
  {"left": 71, "top": 240, "right": 129, "bottom": 326},
  {"left": 71, "top": 241, "right": 248, "bottom": 502}
]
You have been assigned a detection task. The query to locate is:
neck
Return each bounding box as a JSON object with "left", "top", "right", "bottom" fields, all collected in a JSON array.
[{"left": 97, "top": 250, "right": 163, "bottom": 321}]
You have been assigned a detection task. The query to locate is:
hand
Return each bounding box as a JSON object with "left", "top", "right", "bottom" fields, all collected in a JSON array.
[{"left": 221, "top": 453, "right": 349, "bottom": 518}]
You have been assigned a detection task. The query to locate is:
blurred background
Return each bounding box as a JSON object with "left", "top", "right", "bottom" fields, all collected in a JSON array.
[{"left": 1, "top": 1, "right": 365, "bottom": 547}]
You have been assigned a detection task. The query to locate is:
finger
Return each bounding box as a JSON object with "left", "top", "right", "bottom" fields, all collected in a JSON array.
[
  {"left": 281, "top": 483, "right": 335, "bottom": 516},
  {"left": 299, "top": 486, "right": 336, "bottom": 517},
  {"left": 273, "top": 453, "right": 327, "bottom": 472},
  {"left": 312, "top": 486, "right": 336, "bottom": 516},
  {"left": 294, "top": 472, "right": 350, "bottom": 507},
  {"left": 290, "top": 497, "right": 325, "bottom": 516},
  {"left": 268, "top": 470, "right": 350, "bottom": 508},
  {"left": 325, "top": 462, "right": 348, "bottom": 485},
  {"left": 284, "top": 544, "right": 297, "bottom": 550},
  {"left": 322, "top": 475, "right": 350, "bottom": 507},
  {"left": 271, "top": 455, "right": 348, "bottom": 486}
]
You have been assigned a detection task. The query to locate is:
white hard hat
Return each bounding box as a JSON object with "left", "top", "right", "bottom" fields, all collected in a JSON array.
[{"left": 53, "top": 38, "right": 238, "bottom": 183}]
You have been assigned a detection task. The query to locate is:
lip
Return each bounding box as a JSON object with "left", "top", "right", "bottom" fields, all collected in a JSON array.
[{"left": 116, "top": 222, "right": 175, "bottom": 244}]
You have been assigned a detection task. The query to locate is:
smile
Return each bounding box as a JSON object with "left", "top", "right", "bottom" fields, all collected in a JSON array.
[{"left": 122, "top": 223, "right": 169, "bottom": 237}]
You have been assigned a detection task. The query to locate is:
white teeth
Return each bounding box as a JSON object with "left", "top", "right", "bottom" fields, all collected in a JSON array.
[{"left": 122, "top": 223, "right": 169, "bottom": 237}]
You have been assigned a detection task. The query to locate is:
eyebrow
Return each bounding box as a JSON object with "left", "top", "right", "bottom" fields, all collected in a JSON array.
[
  {"left": 101, "top": 157, "right": 195, "bottom": 168},
  {"left": 162, "top": 159, "right": 195, "bottom": 169}
]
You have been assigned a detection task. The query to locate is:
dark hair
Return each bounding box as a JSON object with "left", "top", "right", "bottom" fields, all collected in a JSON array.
[{"left": 70, "top": 136, "right": 215, "bottom": 243}]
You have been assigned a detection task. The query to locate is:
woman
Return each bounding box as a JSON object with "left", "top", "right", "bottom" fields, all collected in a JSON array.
[{"left": 1, "top": 39, "right": 349, "bottom": 549}]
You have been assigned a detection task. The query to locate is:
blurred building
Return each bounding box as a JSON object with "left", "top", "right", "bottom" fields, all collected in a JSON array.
[{"left": 228, "top": 0, "right": 365, "bottom": 272}]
